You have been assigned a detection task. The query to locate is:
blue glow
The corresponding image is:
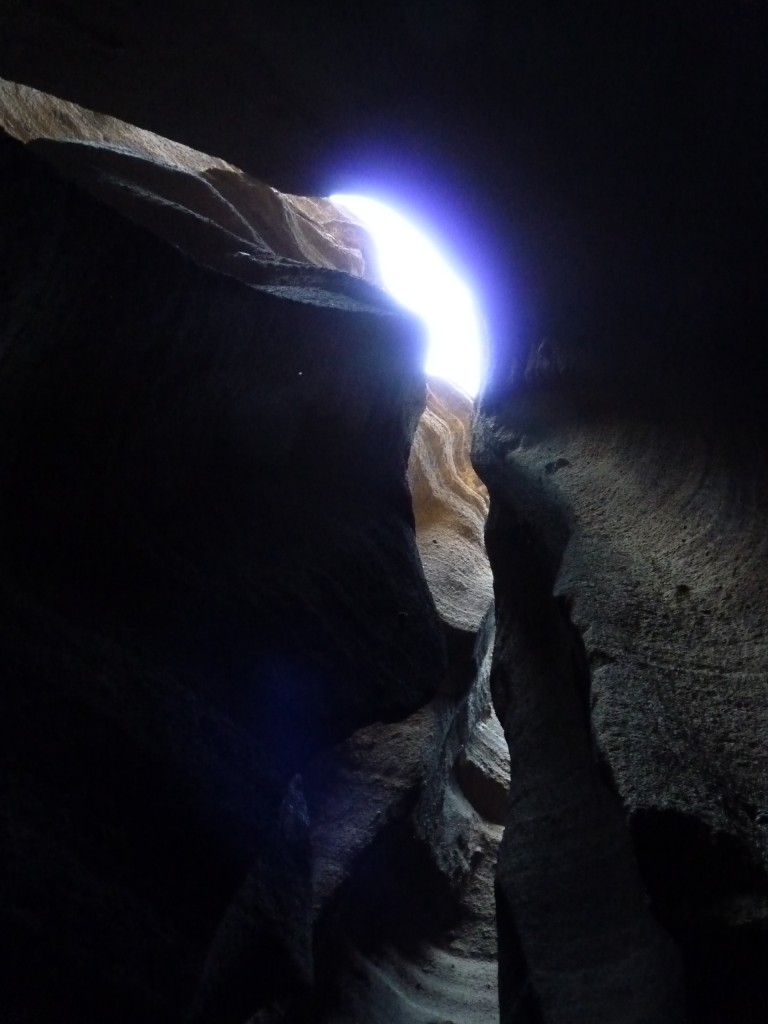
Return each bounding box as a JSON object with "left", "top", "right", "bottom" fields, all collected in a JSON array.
[{"left": 329, "top": 194, "right": 485, "bottom": 397}]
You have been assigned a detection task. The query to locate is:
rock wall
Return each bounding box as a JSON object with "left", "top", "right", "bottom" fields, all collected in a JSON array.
[
  {"left": 0, "top": 125, "right": 446, "bottom": 1021},
  {"left": 474, "top": 351, "right": 768, "bottom": 1021},
  {"left": 0, "top": 86, "right": 507, "bottom": 1023},
  {"left": 409, "top": 378, "right": 492, "bottom": 634}
]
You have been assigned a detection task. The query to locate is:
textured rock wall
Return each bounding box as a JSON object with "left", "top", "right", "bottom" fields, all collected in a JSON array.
[
  {"left": 409, "top": 377, "right": 492, "bottom": 634},
  {"left": 475, "top": 353, "right": 768, "bottom": 1021},
  {"left": 0, "top": 77, "right": 377, "bottom": 286},
  {"left": 305, "top": 374, "right": 504, "bottom": 1024}
]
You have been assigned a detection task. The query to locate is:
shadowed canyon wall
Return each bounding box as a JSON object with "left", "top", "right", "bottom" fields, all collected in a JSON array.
[
  {"left": 0, "top": 84, "right": 504, "bottom": 1023},
  {"left": 2, "top": 3, "right": 767, "bottom": 1022}
]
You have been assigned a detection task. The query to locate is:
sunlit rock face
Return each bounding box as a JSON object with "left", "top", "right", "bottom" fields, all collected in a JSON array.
[
  {"left": 0, "top": 78, "right": 378, "bottom": 288},
  {"left": 411, "top": 378, "right": 489, "bottom": 630},
  {"left": 409, "top": 377, "right": 492, "bottom": 633}
]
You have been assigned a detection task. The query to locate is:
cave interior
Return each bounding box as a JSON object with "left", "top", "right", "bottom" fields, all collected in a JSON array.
[{"left": 1, "top": 2, "right": 767, "bottom": 1022}]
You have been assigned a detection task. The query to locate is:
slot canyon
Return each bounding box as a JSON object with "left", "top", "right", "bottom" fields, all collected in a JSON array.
[{"left": 1, "top": 3, "right": 766, "bottom": 1022}]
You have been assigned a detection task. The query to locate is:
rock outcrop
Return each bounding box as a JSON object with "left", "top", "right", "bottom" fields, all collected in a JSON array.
[
  {"left": 305, "top": 376, "right": 504, "bottom": 1024},
  {"left": 0, "top": 123, "right": 445, "bottom": 1021},
  {"left": 0, "top": 84, "right": 508, "bottom": 1024},
  {"left": 0, "top": 77, "right": 377, "bottom": 288}
]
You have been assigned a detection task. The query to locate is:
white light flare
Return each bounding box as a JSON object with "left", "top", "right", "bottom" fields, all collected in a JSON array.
[{"left": 329, "top": 193, "right": 485, "bottom": 397}]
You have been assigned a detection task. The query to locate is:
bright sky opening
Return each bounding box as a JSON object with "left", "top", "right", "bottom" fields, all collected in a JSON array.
[{"left": 329, "top": 194, "right": 485, "bottom": 397}]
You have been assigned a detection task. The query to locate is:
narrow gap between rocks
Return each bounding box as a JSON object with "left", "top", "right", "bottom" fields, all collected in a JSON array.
[{"left": 329, "top": 192, "right": 487, "bottom": 399}]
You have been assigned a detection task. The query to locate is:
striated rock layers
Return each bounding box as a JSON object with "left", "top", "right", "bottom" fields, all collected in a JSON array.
[
  {"left": 0, "top": 77, "right": 379, "bottom": 290},
  {"left": 409, "top": 377, "right": 492, "bottom": 635}
]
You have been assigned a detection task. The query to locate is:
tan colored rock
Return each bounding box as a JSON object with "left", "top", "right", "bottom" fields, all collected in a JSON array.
[
  {"left": 0, "top": 77, "right": 376, "bottom": 288},
  {"left": 408, "top": 377, "right": 492, "bottom": 632}
]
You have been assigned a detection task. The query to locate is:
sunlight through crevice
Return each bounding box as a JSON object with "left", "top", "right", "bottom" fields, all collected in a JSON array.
[{"left": 330, "top": 194, "right": 485, "bottom": 397}]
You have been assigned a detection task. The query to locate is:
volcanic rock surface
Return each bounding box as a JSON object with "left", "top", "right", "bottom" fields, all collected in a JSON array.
[{"left": 474, "top": 347, "right": 768, "bottom": 1022}]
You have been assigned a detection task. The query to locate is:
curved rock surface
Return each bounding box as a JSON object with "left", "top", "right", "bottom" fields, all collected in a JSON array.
[
  {"left": 314, "top": 613, "right": 507, "bottom": 1024},
  {"left": 409, "top": 377, "right": 492, "bottom": 633},
  {"left": 474, "top": 357, "right": 768, "bottom": 1021},
  {"left": 0, "top": 77, "right": 378, "bottom": 289}
]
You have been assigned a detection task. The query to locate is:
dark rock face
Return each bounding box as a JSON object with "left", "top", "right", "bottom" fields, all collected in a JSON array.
[
  {"left": 0, "top": 133, "right": 445, "bottom": 1021},
  {"left": 0, "top": 83, "right": 511, "bottom": 1022}
]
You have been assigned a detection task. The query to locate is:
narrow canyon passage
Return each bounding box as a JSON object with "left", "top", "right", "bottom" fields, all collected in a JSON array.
[{"left": 2, "top": 3, "right": 768, "bottom": 1020}]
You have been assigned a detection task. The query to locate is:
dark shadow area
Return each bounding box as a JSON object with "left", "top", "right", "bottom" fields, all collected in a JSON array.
[
  {"left": 440, "top": 623, "right": 480, "bottom": 699},
  {"left": 632, "top": 808, "right": 768, "bottom": 1022},
  {"left": 312, "top": 809, "right": 464, "bottom": 1018},
  {"left": 495, "top": 882, "right": 544, "bottom": 1024}
]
